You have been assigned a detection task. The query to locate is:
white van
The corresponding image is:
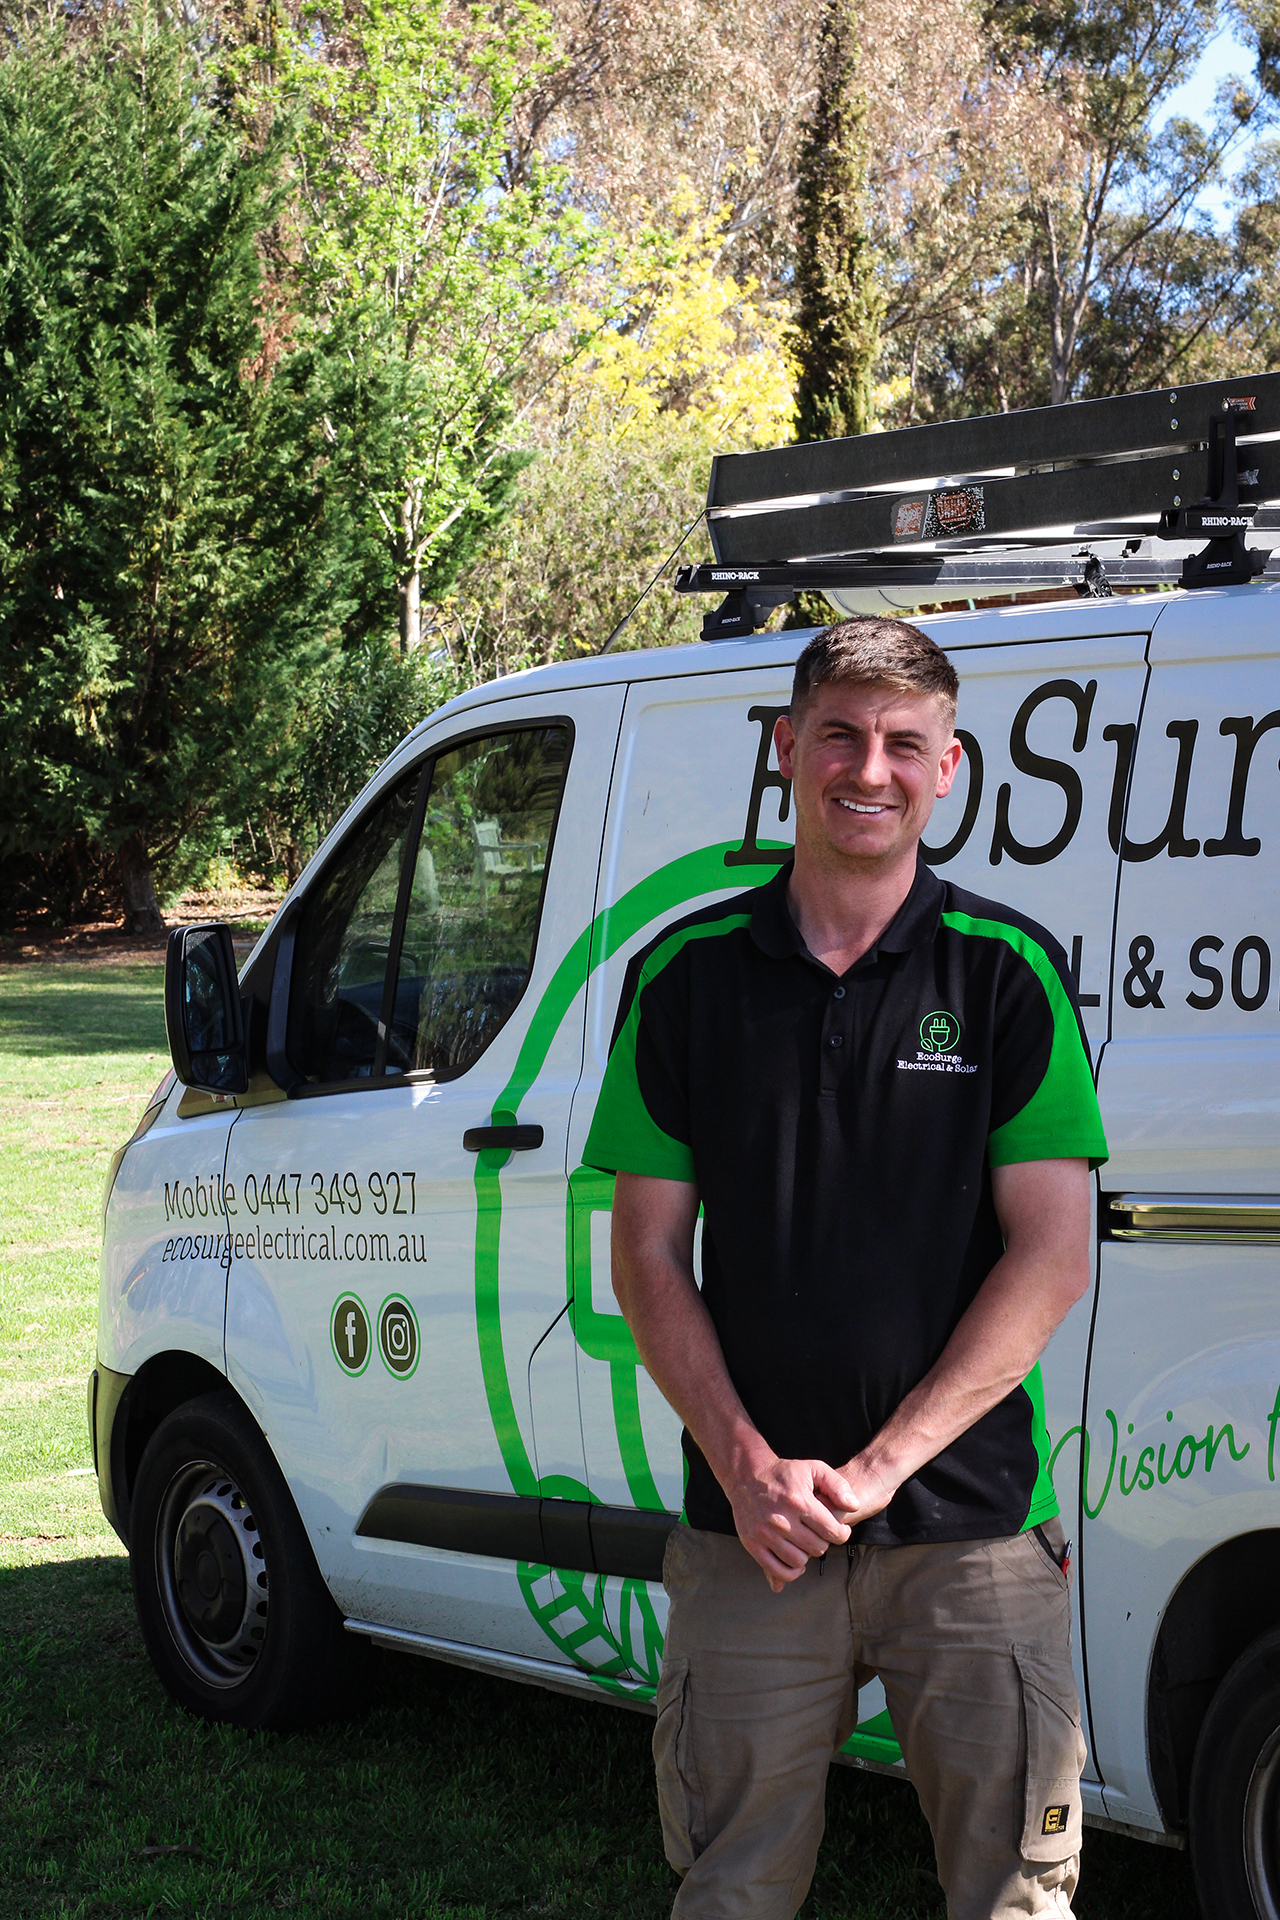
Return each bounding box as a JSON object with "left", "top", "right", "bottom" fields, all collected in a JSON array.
[{"left": 93, "top": 380, "right": 1280, "bottom": 1919}]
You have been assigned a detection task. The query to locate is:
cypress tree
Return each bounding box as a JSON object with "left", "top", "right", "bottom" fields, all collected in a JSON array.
[
  {"left": 790, "top": 0, "right": 883, "bottom": 444},
  {"left": 0, "top": 11, "right": 386, "bottom": 929}
]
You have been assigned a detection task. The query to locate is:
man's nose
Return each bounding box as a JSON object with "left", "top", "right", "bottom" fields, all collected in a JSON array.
[{"left": 849, "top": 738, "right": 892, "bottom": 788}]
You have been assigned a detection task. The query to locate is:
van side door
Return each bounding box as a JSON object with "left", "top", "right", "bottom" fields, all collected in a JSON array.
[{"left": 222, "top": 684, "right": 623, "bottom": 1667}]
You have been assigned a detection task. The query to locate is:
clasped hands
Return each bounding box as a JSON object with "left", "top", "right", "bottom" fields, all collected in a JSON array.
[{"left": 728, "top": 1448, "right": 900, "bottom": 1593}]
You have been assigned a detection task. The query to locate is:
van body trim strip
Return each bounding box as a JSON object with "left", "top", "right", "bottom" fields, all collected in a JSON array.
[
  {"left": 342, "top": 1618, "right": 658, "bottom": 1707},
  {"left": 355, "top": 1482, "right": 678, "bottom": 1582},
  {"left": 1105, "top": 1193, "right": 1280, "bottom": 1243}
]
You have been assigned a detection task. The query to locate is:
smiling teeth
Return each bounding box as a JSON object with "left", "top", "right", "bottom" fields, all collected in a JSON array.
[{"left": 837, "top": 800, "right": 886, "bottom": 813}]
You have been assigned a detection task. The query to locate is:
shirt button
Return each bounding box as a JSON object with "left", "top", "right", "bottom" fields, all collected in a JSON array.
[
  {"left": 828, "top": 1034, "right": 843, "bottom": 1048},
  {"left": 833, "top": 985, "right": 846, "bottom": 999}
]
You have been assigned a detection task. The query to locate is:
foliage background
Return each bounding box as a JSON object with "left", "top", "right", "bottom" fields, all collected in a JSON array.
[{"left": 1, "top": 0, "right": 1278, "bottom": 921}]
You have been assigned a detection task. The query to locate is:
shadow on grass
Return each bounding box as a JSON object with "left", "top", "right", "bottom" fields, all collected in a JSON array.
[
  {"left": 0, "top": 1555, "right": 1202, "bottom": 1920},
  {"left": 0, "top": 967, "right": 167, "bottom": 1059}
]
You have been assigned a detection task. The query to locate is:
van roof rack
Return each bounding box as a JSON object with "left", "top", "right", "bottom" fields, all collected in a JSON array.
[{"left": 675, "top": 374, "right": 1280, "bottom": 638}]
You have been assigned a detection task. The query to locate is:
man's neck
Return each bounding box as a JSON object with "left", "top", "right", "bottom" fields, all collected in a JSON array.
[{"left": 785, "top": 842, "right": 920, "bottom": 976}]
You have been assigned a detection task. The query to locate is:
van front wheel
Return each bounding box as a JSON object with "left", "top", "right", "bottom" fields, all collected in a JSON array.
[
  {"left": 1190, "top": 1625, "right": 1280, "bottom": 1920},
  {"left": 129, "top": 1389, "right": 362, "bottom": 1730}
]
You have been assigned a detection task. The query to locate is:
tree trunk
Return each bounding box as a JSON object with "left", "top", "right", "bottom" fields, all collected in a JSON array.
[
  {"left": 117, "top": 833, "right": 166, "bottom": 935},
  {"left": 398, "top": 567, "right": 420, "bottom": 650},
  {"left": 398, "top": 491, "right": 420, "bottom": 649},
  {"left": 789, "top": 0, "right": 882, "bottom": 443}
]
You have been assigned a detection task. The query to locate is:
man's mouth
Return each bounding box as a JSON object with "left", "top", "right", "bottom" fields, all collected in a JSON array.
[{"left": 835, "top": 798, "right": 889, "bottom": 815}]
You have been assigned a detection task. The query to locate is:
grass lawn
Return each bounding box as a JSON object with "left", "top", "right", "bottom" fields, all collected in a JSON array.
[{"left": 0, "top": 960, "right": 1202, "bottom": 1918}]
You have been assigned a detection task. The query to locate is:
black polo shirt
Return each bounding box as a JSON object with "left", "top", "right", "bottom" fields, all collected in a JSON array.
[{"left": 583, "top": 857, "right": 1108, "bottom": 1546}]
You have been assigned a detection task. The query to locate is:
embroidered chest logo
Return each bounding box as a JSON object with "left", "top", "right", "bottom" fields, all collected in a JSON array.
[
  {"left": 897, "top": 1009, "right": 976, "bottom": 1076},
  {"left": 919, "top": 1010, "right": 961, "bottom": 1053}
]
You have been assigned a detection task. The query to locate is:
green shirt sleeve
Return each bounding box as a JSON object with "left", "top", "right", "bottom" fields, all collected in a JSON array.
[{"left": 942, "top": 909, "right": 1109, "bottom": 1170}]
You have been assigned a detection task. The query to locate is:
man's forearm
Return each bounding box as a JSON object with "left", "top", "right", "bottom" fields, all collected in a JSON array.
[
  {"left": 840, "top": 1158, "right": 1091, "bottom": 1518},
  {"left": 851, "top": 1248, "right": 1079, "bottom": 1495},
  {"left": 611, "top": 1216, "right": 768, "bottom": 1492}
]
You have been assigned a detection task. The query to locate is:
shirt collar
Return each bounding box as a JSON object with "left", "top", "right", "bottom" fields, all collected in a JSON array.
[{"left": 749, "top": 854, "right": 945, "bottom": 967}]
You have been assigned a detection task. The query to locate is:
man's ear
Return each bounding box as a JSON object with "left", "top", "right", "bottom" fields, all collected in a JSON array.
[
  {"left": 774, "top": 712, "right": 798, "bottom": 780},
  {"left": 935, "top": 734, "right": 963, "bottom": 799}
]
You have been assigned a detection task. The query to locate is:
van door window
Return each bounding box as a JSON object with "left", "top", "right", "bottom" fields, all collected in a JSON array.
[
  {"left": 286, "top": 768, "right": 423, "bottom": 1085},
  {"left": 387, "top": 724, "right": 570, "bottom": 1079}
]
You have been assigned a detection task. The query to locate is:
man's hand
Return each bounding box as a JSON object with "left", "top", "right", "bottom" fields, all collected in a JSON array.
[
  {"left": 727, "top": 1449, "right": 856, "bottom": 1592},
  {"left": 824, "top": 1451, "right": 901, "bottom": 1533}
]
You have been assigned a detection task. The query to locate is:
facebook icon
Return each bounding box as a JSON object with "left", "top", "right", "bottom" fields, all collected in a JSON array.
[{"left": 331, "top": 1294, "right": 370, "bottom": 1375}]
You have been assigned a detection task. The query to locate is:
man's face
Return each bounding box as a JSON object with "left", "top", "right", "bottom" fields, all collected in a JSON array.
[{"left": 774, "top": 679, "right": 962, "bottom": 873}]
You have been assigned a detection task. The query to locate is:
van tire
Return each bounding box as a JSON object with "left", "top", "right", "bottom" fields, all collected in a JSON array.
[
  {"left": 129, "top": 1389, "right": 364, "bottom": 1730},
  {"left": 1189, "top": 1625, "right": 1280, "bottom": 1919}
]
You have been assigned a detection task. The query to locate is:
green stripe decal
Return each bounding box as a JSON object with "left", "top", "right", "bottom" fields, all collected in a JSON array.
[
  {"left": 472, "top": 841, "right": 785, "bottom": 1504},
  {"left": 841, "top": 1707, "right": 904, "bottom": 1768},
  {"left": 939, "top": 910, "right": 1108, "bottom": 1169},
  {"left": 610, "top": 1359, "right": 665, "bottom": 1512}
]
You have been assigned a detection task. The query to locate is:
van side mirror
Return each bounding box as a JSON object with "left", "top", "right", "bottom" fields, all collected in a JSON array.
[{"left": 164, "top": 924, "right": 249, "bottom": 1095}]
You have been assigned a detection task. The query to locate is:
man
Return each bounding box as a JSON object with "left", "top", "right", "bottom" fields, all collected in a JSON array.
[{"left": 582, "top": 618, "right": 1108, "bottom": 1920}]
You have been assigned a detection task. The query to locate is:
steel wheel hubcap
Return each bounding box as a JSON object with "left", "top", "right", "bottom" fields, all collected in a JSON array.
[{"left": 156, "top": 1461, "right": 269, "bottom": 1688}]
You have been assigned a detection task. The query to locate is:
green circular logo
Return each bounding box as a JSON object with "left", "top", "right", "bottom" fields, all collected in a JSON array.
[
  {"left": 331, "top": 1294, "right": 371, "bottom": 1376},
  {"left": 378, "top": 1294, "right": 420, "bottom": 1378},
  {"left": 919, "top": 1009, "right": 961, "bottom": 1053}
]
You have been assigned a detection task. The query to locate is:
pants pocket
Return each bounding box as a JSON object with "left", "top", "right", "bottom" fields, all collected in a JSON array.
[
  {"left": 1013, "top": 1643, "right": 1087, "bottom": 1864},
  {"left": 1029, "top": 1520, "right": 1069, "bottom": 1585},
  {"left": 652, "top": 1654, "right": 704, "bottom": 1873}
]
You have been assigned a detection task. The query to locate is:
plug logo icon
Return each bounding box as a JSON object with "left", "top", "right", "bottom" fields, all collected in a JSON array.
[{"left": 919, "top": 1010, "right": 961, "bottom": 1054}]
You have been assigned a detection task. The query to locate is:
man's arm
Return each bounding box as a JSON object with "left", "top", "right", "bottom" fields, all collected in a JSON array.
[
  {"left": 835, "top": 1157, "right": 1092, "bottom": 1524},
  {"left": 611, "top": 1170, "right": 856, "bottom": 1591}
]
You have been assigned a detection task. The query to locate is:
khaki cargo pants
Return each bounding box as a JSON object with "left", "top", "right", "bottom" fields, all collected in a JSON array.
[{"left": 654, "top": 1521, "right": 1085, "bottom": 1920}]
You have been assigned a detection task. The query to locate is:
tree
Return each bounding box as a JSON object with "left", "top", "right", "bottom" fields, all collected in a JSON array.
[
  {"left": 263, "top": 0, "right": 594, "bottom": 648},
  {"left": 0, "top": 11, "right": 381, "bottom": 929},
  {"left": 434, "top": 210, "right": 793, "bottom": 672},
  {"left": 789, "top": 0, "right": 882, "bottom": 441},
  {"left": 987, "top": 0, "right": 1273, "bottom": 402},
  {"left": 505, "top": 0, "right": 820, "bottom": 300},
  {"left": 231, "top": 640, "right": 459, "bottom": 881}
]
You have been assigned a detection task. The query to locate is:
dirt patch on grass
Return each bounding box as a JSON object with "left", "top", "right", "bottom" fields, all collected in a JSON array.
[{"left": 0, "top": 884, "right": 283, "bottom": 969}]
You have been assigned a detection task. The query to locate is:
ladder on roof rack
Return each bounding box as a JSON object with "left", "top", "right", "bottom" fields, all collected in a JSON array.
[{"left": 675, "top": 374, "right": 1280, "bottom": 637}]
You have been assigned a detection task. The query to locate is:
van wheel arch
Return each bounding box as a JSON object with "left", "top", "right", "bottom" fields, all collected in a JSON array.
[
  {"left": 109, "top": 1352, "right": 241, "bottom": 1545},
  {"left": 1146, "top": 1528, "right": 1280, "bottom": 1830},
  {"left": 128, "top": 1387, "right": 365, "bottom": 1729}
]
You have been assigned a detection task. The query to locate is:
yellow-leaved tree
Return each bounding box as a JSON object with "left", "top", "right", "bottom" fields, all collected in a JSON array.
[{"left": 429, "top": 205, "right": 794, "bottom": 676}]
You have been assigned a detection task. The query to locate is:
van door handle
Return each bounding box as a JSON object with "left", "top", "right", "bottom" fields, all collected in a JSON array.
[{"left": 462, "top": 1125, "right": 545, "bottom": 1152}]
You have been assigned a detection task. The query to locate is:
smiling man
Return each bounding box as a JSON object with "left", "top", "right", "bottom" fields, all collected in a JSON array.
[{"left": 584, "top": 619, "right": 1109, "bottom": 1920}]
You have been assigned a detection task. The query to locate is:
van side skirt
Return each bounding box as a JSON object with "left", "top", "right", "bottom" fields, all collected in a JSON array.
[{"left": 355, "top": 1483, "right": 678, "bottom": 1583}]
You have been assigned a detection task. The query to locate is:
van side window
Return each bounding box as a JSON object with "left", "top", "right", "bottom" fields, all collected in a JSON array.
[
  {"left": 387, "top": 725, "right": 570, "bottom": 1079},
  {"left": 286, "top": 769, "right": 422, "bottom": 1084}
]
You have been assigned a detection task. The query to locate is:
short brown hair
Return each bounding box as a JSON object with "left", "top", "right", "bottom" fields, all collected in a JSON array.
[{"left": 791, "top": 617, "right": 959, "bottom": 727}]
